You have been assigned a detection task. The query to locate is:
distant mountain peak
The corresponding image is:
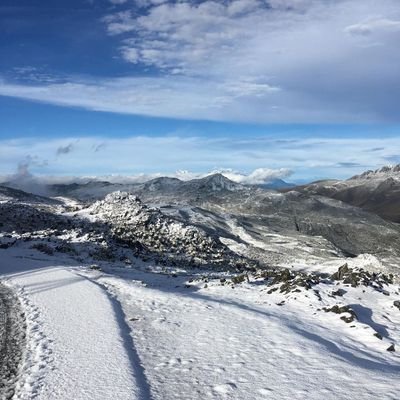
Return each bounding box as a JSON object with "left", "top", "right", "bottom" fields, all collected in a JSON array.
[
  {"left": 143, "top": 177, "right": 182, "bottom": 192},
  {"left": 195, "top": 173, "right": 243, "bottom": 191},
  {"left": 350, "top": 164, "right": 400, "bottom": 180}
]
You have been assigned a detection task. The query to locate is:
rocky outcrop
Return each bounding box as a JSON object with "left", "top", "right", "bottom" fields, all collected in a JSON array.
[{"left": 87, "top": 192, "right": 254, "bottom": 270}]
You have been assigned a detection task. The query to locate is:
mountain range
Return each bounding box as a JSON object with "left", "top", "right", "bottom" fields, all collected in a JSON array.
[
  {"left": 286, "top": 164, "right": 400, "bottom": 223},
  {"left": 2, "top": 165, "right": 400, "bottom": 274}
]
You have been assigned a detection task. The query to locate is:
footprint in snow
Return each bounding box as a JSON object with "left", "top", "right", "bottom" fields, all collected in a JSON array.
[
  {"left": 258, "top": 388, "right": 274, "bottom": 395},
  {"left": 213, "top": 382, "right": 238, "bottom": 395}
]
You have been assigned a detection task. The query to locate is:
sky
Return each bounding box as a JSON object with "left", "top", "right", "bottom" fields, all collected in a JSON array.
[{"left": 1, "top": 0, "right": 400, "bottom": 184}]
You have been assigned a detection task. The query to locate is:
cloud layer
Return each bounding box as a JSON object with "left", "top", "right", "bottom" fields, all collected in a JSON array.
[
  {"left": 1, "top": 135, "right": 400, "bottom": 184},
  {"left": 1, "top": 0, "right": 400, "bottom": 122}
]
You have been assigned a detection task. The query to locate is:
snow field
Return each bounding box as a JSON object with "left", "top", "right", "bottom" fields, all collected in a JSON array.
[
  {"left": 1, "top": 247, "right": 399, "bottom": 400},
  {"left": 82, "top": 266, "right": 400, "bottom": 400}
]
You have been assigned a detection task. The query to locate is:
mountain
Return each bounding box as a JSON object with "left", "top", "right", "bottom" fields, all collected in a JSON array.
[
  {"left": 56, "top": 175, "right": 400, "bottom": 268},
  {"left": 50, "top": 181, "right": 124, "bottom": 201},
  {"left": 188, "top": 173, "right": 243, "bottom": 192},
  {"left": 0, "top": 186, "right": 254, "bottom": 270},
  {"left": 141, "top": 177, "right": 182, "bottom": 192},
  {"left": 258, "top": 178, "right": 295, "bottom": 190},
  {"left": 0, "top": 185, "right": 62, "bottom": 207},
  {"left": 48, "top": 174, "right": 246, "bottom": 203},
  {"left": 3, "top": 170, "right": 400, "bottom": 273},
  {"left": 2, "top": 184, "right": 400, "bottom": 400},
  {"left": 287, "top": 164, "right": 400, "bottom": 223}
]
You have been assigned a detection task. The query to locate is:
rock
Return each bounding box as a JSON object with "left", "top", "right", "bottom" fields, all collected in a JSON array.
[
  {"left": 329, "top": 265, "right": 394, "bottom": 291},
  {"left": 386, "top": 344, "right": 395, "bottom": 352},
  {"left": 330, "top": 264, "right": 349, "bottom": 280},
  {"left": 393, "top": 300, "right": 400, "bottom": 310},
  {"left": 331, "top": 288, "right": 346, "bottom": 297},
  {"left": 323, "top": 304, "right": 357, "bottom": 323},
  {"left": 231, "top": 274, "right": 246, "bottom": 284}
]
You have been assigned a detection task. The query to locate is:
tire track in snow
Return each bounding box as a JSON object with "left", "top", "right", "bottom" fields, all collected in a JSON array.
[
  {"left": 73, "top": 270, "right": 153, "bottom": 400},
  {"left": 0, "top": 283, "right": 26, "bottom": 400}
]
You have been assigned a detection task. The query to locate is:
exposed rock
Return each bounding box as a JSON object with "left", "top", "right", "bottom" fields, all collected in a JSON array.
[
  {"left": 330, "top": 264, "right": 349, "bottom": 280},
  {"left": 386, "top": 344, "right": 395, "bottom": 352},
  {"left": 257, "top": 268, "right": 320, "bottom": 294},
  {"left": 330, "top": 265, "right": 393, "bottom": 289},
  {"left": 323, "top": 305, "right": 357, "bottom": 323}
]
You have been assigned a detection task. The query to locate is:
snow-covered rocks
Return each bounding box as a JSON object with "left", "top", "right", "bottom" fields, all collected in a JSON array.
[
  {"left": 350, "top": 164, "right": 400, "bottom": 181},
  {"left": 85, "top": 192, "right": 253, "bottom": 270}
]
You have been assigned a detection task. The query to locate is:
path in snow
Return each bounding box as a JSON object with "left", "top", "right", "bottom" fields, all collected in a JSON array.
[
  {"left": 0, "top": 253, "right": 148, "bottom": 400},
  {"left": 1, "top": 249, "right": 399, "bottom": 400}
]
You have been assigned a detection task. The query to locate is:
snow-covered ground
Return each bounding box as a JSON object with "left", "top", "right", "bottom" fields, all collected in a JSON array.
[
  {"left": 1, "top": 247, "right": 399, "bottom": 399},
  {"left": 0, "top": 250, "right": 144, "bottom": 400}
]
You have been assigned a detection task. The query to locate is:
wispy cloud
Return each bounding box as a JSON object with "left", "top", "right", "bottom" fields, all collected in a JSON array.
[
  {"left": 345, "top": 17, "right": 400, "bottom": 36},
  {"left": 1, "top": 0, "right": 400, "bottom": 122},
  {"left": 0, "top": 135, "right": 399, "bottom": 182},
  {"left": 56, "top": 143, "right": 75, "bottom": 156},
  {"left": 92, "top": 142, "right": 107, "bottom": 152}
]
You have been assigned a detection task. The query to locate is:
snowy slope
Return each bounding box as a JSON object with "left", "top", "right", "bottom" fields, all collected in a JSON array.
[
  {"left": 80, "top": 264, "right": 400, "bottom": 400},
  {"left": 1, "top": 246, "right": 399, "bottom": 399},
  {"left": 290, "top": 164, "right": 400, "bottom": 222},
  {"left": 1, "top": 183, "right": 400, "bottom": 400}
]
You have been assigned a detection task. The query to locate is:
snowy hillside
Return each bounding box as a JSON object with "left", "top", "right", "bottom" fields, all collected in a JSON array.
[
  {"left": 350, "top": 164, "right": 400, "bottom": 181},
  {"left": 290, "top": 164, "right": 400, "bottom": 223}
]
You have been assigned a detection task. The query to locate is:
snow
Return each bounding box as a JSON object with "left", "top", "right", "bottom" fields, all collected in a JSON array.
[
  {"left": 0, "top": 250, "right": 142, "bottom": 400},
  {"left": 1, "top": 247, "right": 399, "bottom": 399},
  {"left": 80, "top": 265, "right": 400, "bottom": 400}
]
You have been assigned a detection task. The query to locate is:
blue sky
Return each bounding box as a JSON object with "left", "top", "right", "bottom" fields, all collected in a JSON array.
[{"left": 1, "top": 0, "right": 400, "bottom": 184}]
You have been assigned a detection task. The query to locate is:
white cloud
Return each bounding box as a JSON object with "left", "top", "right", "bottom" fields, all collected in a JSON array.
[
  {"left": 0, "top": 0, "right": 400, "bottom": 123},
  {"left": 99, "top": 0, "right": 400, "bottom": 122},
  {"left": 172, "top": 167, "right": 292, "bottom": 184},
  {"left": 0, "top": 1, "right": 399, "bottom": 122},
  {"left": 210, "top": 167, "right": 293, "bottom": 184},
  {"left": 0, "top": 135, "right": 400, "bottom": 184},
  {"left": 345, "top": 18, "right": 400, "bottom": 36},
  {"left": 228, "top": 168, "right": 292, "bottom": 184},
  {"left": 0, "top": 77, "right": 286, "bottom": 123}
]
